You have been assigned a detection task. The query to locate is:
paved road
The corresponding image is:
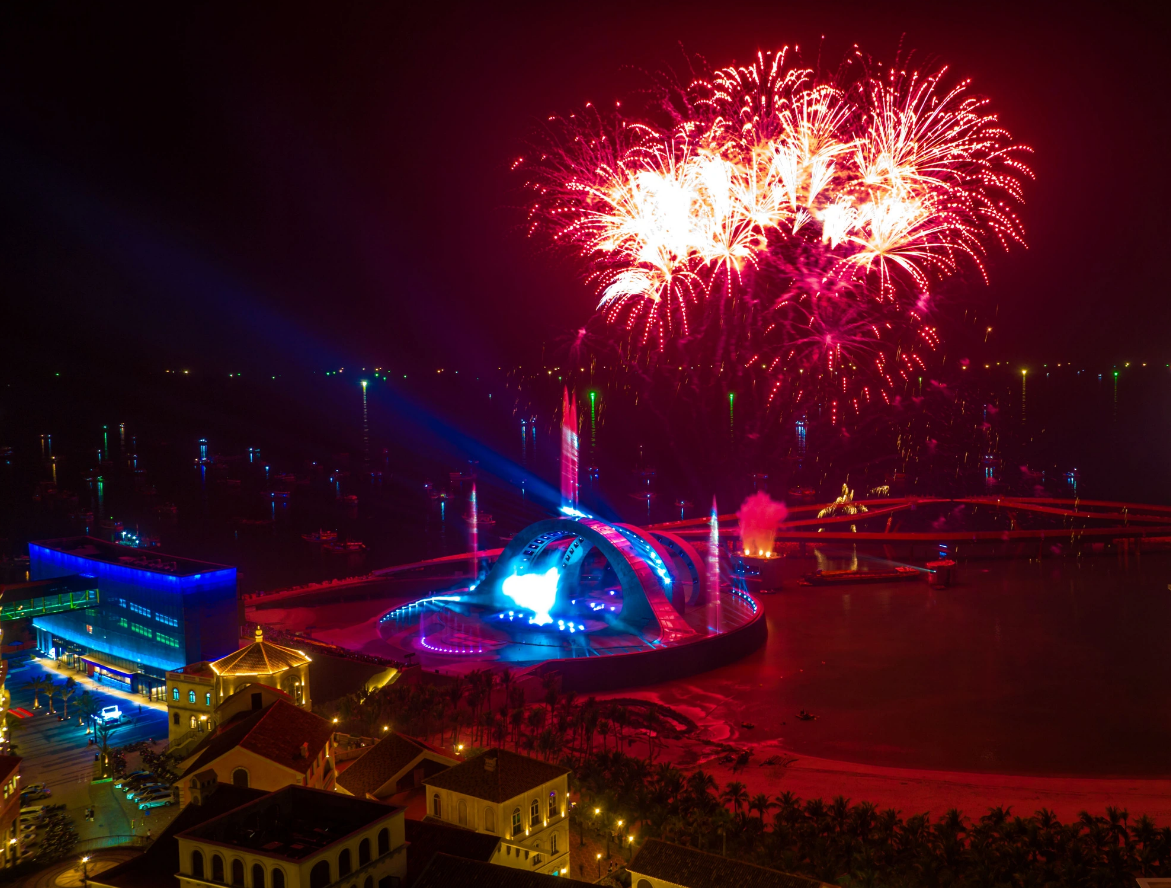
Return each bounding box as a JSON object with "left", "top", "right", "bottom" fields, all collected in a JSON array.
[{"left": 5, "top": 660, "right": 176, "bottom": 850}]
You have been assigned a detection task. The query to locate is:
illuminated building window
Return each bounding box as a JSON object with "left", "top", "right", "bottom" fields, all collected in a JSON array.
[
  {"left": 85, "top": 624, "right": 93, "bottom": 634},
  {"left": 512, "top": 808, "right": 522, "bottom": 836},
  {"left": 188, "top": 690, "right": 196, "bottom": 704},
  {"left": 172, "top": 688, "right": 179, "bottom": 701},
  {"left": 205, "top": 693, "right": 211, "bottom": 706},
  {"left": 530, "top": 798, "right": 540, "bottom": 827},
  {"left": 156, "top": 613, "right": 179, "bottom": 627},
  {"left": 548, "top": 791, "right": 557, "bottom": 819}
]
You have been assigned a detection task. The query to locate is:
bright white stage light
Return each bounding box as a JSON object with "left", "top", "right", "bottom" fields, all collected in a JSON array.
[{"left": 502, "top": 567, "right": 560, "bottom": 626}]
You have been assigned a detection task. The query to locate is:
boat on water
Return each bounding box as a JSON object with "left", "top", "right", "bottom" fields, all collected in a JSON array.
[
  {"left": 323, "top": 540, "right": 366, "bottom": 554},
  {"left": 302, "top": 529, "right": 338, "bottom": 544},
  {"left": 802, "top": 567, "right": 921, "bottom": 586}
]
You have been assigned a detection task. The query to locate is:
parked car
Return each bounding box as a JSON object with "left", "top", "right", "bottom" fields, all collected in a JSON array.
[
  {"left": 115, "top": 771, "right": 152, "bottom": 788},
  {"left": 138, "top": 791, "right": 176, "bottom": 810},
  {"left": 122, "top": 774, "right": 162, "bottom": 793},
  {"left": 99, "top": 705, "right": 122, "bottom": 723},
  {"left": 19, "top": 784, "right": 50, "bottom": 802},
  {"left": 19, "top": 806, "right": 46, "bottom": 822},
  {"left": 126, "top": 783, "right": 168, "bottom": 801}
]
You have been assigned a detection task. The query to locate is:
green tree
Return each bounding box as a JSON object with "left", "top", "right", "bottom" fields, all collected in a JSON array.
[
  {"left": 22, "top": 676, "right": 49, "bottom": 710},
  {"left": 75, "top": 691, "right": 101, "bottom": 733},
  {"left": 60, "top": 677, "right": 77, "bottom": 719}
]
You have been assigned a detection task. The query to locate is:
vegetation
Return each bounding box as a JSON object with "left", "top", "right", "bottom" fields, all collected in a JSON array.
[{"left": 321, "top": 672, "right": 1170, "bottom": 885}]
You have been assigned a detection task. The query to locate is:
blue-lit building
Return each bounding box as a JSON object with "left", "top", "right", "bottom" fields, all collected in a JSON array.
[{"left": 28, "top": 537, "right": 239, "bottom": 700}]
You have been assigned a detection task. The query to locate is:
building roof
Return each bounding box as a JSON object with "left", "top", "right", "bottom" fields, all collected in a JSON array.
[
  {"left": 182, "top": 700, "right": 332, "bottom": 777},
  {"left": 404, "top": 820, "right": 500, "bottom": 887},
  {"left": 424, "top": 749, "right": 569, "bottom": 804},
  {"left": 337, "top": 732, "right": 456, "bottom": 799},
  {"left": 168, "top": 661, "right": 215, "bottom": 681},
  {"left": 91, "top": 784, "right": 267, "bottom": 888},
  {"left": 629, "top": 839, "right": 832, "bottom": 888},
  {"left": 210, "top": 627, "right": 310, "bottom": 676},
  {"left": 179, "top": 786, "right": 401, "bottom": 861},
  {"left": 28, "top": 536, "right": 233, "bottom": 577},
  {"left": 413, "top": 853, "right": 590, "bottom": 888}
]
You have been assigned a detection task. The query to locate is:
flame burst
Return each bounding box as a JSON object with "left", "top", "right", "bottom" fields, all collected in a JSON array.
[{"left": 522, "top": 47, "right": 1031, "bottom": 421}]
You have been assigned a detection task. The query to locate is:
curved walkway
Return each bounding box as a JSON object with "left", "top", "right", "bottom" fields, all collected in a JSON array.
[{"left": 13, "top": 847, "right": 140, "bottom": 888}]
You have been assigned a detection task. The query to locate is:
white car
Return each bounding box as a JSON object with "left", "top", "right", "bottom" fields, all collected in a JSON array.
[{"left": 99, "top": 705, "right": 122, "bottom": 723}]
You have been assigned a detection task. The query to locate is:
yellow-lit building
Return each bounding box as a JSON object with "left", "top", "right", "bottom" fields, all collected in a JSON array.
[
  {"left": 423, "top": 749, "right": 571, "bottom": 877},
  {"left": 174, "top": 785, "right": 406, "bottom": 888},
  {"left": 166, "top": 627, "right": 311, "bottom": 751}
]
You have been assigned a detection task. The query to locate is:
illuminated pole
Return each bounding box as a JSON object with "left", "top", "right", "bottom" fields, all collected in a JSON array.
[
  {"left": 1020, "top": 369, "right": 1027, "bottom": 426},
  {"left": 728, "top": 392, "right": 735, "bottom": 442},
  {"left": 469, "top": 481, "right": 478, "bottom": 583},
  {"left": 560, "top": 388, "right": 579, "bottom": 511},
  {"left": 708, "top": 497, "right": 720, "bottom": 630},
  {"left": 360, "top": 380, "right": 369, "bottom": 470},
  {"left": 589, "top": 390, "right": 597, "bottom": 459}
]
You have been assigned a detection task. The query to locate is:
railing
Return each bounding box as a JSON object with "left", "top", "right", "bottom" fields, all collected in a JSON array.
[
  {"left": 325, "top": 841, "right": 405, "bottom": 888},
  {"left": 75, "top": 834, "right": 151, "bottom": 853}
]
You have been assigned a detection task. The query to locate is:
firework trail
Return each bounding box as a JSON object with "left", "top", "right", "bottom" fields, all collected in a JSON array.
[{"left": 520, "top": 47, "right": 1031, "bottom": 422}]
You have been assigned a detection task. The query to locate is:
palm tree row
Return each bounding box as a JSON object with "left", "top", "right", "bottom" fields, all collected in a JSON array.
[
  {"left": 321, "top": 670, "right": 669, "bottom": 762},
  {"left": 22, "top": 675, "right": 78, "bottom": 717},
  {"left": 572, "top": 749, "right": 1171, "bottom": 887}
]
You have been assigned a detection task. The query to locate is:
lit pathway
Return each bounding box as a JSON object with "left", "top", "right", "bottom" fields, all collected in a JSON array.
[{"left": 30, "top": 656, "right": 167, "bottom": 713}]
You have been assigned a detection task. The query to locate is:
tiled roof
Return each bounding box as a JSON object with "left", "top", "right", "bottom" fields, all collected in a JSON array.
[
  {"left": 630, "top": 839, "right": 832, "bottom": 888},
  {"left": 210, "top": 628, "right": 310, "bottom": 676},
  {"left": 182, "top": 700, "right": 331, "bottom": 777},
  {"left": 336, "top": 732, "right": 454, "bottom": 798},
  {"left": 413, "top": 853, "right": 590, "bottom": 888},
  {"left": 424, "top": 749, "right": 568, "bottom": 804},
  {"left": 404, "top": 820, "right": 500, "bottom": 886},
  {"left": 90, "top": 784, "right": 266, "bottom": 888}
]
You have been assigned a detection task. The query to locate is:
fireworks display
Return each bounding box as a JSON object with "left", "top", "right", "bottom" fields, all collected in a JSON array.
[{"left": 521, "top": 47, "right": 1031, "bottom": 422}]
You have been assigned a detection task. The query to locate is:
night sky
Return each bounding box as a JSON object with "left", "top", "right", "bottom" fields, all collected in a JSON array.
[{"left": 1, "top": 2, "right": 1167, "bottom": 378}]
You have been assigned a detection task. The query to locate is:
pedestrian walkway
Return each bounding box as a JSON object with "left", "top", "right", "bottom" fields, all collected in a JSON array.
[{"left": 31, "top": 656, "right": 167, "bottom": 713}]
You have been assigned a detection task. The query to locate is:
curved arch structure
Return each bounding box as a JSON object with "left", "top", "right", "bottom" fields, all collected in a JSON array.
[{"left": 478, "top": 517, "right": 696, "bottom": 643}]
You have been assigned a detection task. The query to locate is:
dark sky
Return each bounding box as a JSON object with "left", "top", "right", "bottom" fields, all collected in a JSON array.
[{"left": 1, "top": 1, "right": 1167, "bottom": 376}]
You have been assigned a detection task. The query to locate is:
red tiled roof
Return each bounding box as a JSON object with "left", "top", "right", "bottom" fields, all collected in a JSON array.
[
  {"left": 424, "top": 749, "right": 568, "bottom": 804},
  {"left": 630, "top": 839, "right": 833, "bottom": 888},
  {"left": 336, "top": 732, "right": 456, "bottom": 799},
  {"left": 182, "top": 701, "right": 331, "bottom": 777}
]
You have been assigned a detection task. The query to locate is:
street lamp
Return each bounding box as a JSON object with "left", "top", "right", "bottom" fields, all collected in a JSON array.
[
  {"left": 596, "top": 852, "right": 602, "bottom": 878},
  {"left": 80, "top": 855, "right": 90, "bottom": 883}
]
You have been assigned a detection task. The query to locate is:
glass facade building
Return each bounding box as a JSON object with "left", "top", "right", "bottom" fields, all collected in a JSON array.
[{"left": 28, "top": 537, "right": 239, "bottom": 698}]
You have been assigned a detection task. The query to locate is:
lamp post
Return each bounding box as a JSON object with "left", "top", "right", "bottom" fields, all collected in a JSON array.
[
  {"left": 80, "top": 855, "right": 90, "bottom": 884},
  {"left": 596, "top": 852, "right": 602, "bottom": 878}
]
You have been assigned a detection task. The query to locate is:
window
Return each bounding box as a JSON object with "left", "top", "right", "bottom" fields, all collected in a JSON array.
[
  {"left": 549, "top": 791, "right": 557, "bottom": 819},
  {"left": 552, "top": 833, "right": 558, "bottom": 854},
  {"left": 272, "top": 869, "right": 285, "bottom": 888},
  {"left": 211, "top": 854, "right": 225, "bottom": 883},
  {"left": 173, "top": 712, "right": 179, "bottom": 726},
  {"left": 484, "top": 807, "right": 495, "bottom": 833},
  {"left": 339, "top": 849, "right": 352, "bottom": 877},
  {"left": 358, "top": 838, "right": 370, "bottom": 866},
  {"left": 511, "top": 808, "right": 522, "bottom": 837},
  {"left": 231, "top": 859, "right": 245, "bottom": 886},
  {"left": 377, "top": 828, "right": 389, "bottom": 856},
  {"left": 156, "top": 613, "right": 179, "bottom": 627},
  {"left": 252, "top": 864, "right": 266, "bottom": 888},
  {"left": 156, "top": 632, "right": 181, "bottom": 648},
  {"left": 189, "top": 690, "right": 196, "bottom": 704},
  {"left": 172, "top": 688, "right": 179, "bottom": 701},
  {"left": 190, "top": 715, "right": 197, "bottom": 729},
  {"left": 232, "top": 768, "right": 249, "bottom": 788},
  {"left": 458, "top": 799, "right": 467, "bottom": 827},
  {"left": 118, "top": 598, "right": 127, "bottom": 608},
  {"left": 309, "top": 860, "right": 331, "bottom": 888},
  {"left": 118, "top": 617, "right": 129, "bottom": 628},
  {"left": 530, "top": 798, "right": 540, "bottom": 827},
  {"left": 129, "top": 602, "right": 151, "bottom": 617},
  {"left": 191, "top": 850, "right": 204, "bottom": 879},
  {"left": 432, "top": 794, "right": 441, "bottom": 818},
  {"left": 205, "top": 692, "right": 212, "bottom": 706}
]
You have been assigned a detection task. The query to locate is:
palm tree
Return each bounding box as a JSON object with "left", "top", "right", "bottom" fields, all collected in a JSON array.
[
  {"left": 44, "top": 680, "right": 60, "bottom": 714},
  {"left": 597, "top": 719, "right": 611, "bottom": 753},
  {"left": 60, "top": 677, "right": 77, "bottom": 720},
  {"left": 93, "top": 718, "right": 120, "bottom": 778},
  {"left": 497, "top": 668, "right": 513, "bottom": 710},
  {"left": 721, "top": 781, "right": 749, "bottom": 817},
  {"left": 23, "top": 676, "right": 49, "bottom": 710},
  {"left": 749, "top": 793, "right": 776, "bottom": 825},
  {"left": 76, "top": 691, "right": 101, "bottom": 733}
]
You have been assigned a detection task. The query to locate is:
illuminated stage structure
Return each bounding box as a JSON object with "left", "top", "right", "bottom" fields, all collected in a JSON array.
[{"left": 377, "top": 392, "right": 766, "bottom": 689}]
